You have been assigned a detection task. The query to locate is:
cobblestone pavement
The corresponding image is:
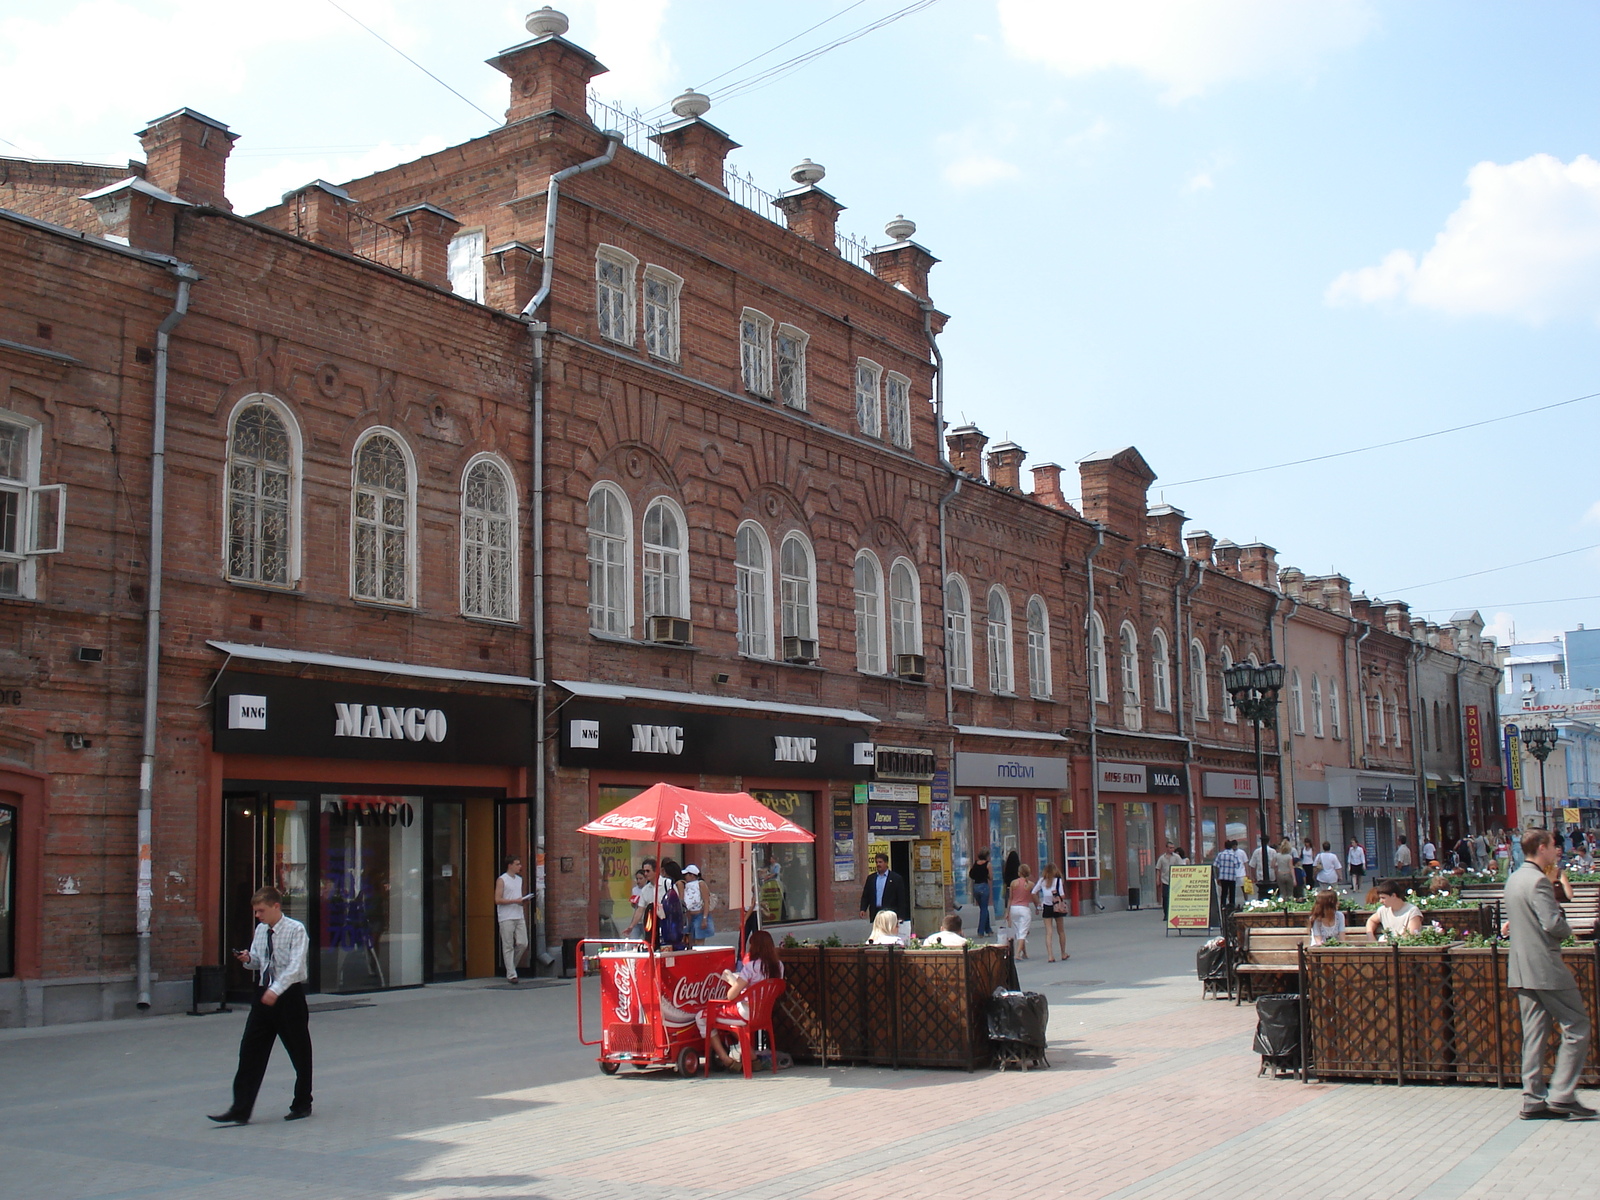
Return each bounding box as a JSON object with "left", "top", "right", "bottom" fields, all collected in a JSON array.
[{"left": 3, "top": 911, "right": 1597, "bottom": 1200}]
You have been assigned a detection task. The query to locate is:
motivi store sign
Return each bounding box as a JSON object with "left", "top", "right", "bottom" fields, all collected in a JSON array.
[{"left": 212, "top": 671, "right": 535, "bottom": 764}]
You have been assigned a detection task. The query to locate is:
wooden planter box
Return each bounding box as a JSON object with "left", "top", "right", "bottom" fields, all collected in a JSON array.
[
  {"left": 1231, "top": 906, "right": 1491, "bottom": 944},
  {"left": 774, "top": 944, "right": 1013, "bottom": 1071},
  {"left": 1305, "top": 943, "right": 1600, "bottom": 1086}
]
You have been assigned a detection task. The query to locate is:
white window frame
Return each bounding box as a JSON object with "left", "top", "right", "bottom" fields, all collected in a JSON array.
[
  {"left": 885, "top": 371, "right": 912, "bottom": 450},
  {"left": 1189, "top": 639, "right": 1209, "bottom": 721},
  {"left": 350, "top": 427, "right": 416, "bottom": 607},
  {"left": 1027, "top": 596, "right": 1052, "bottom": 700},
  {"left": 641, "top": 495, "right": 689, "bottom": 620},
  {"left": 1220, "top": 646, "right": 1237, "bottom": 723},
  {"left": 740, "top": 308, "right": 774, "bottom": 398},
  {"left": 0, "top": 410, "right": 64, "bottom": 601},
  {"left": 460, "top": 453, "right": 518, "bottom": 623},
  {"left": 1119, "top": 621, "right": 1142, "bottom": 730},
  {"left": 642, "top": 264, "right": 682, "bottom": 362},
  {"left": 778, "top": 531, "right": 817, "bottom": 642},
  {"left": 943, "top": 573, "right": 971, "bottom": 688},
  {"left": 1390, "top": 692, "right": 1404, "bottom": 749},
  {"left": 596, "top": 244, "right": 638, "bottom": 346},
  {"left": 855, "top": 358, "right": 882, "bottom": 438},
  {"left": 735, "top": 521, "right": 773, "bottom": 658},
  {"left": 1289, "top": 668, "right": 1305, "bottom": 734},
  {"left": 587, "top": 481, "right": 633, "bottom": 635},
  {"left": 776, "top": 324, "right": 809, "bottom": 411},
  {"left": 986, "top": 586, "right": 1014, "bottom": 695},
  {"left": 854, "top": 549, "right": 886, "bottom": 675},
  {"left": 889, "top": 557, "right": 921, "bottom": 658},
  {"left": 1150, "top": 628, "right": 1172, "bottom": 712},
  {"left": 447, "top": 227, "right": 486, "bottom": 303},
  {"left": 1089, "top": 611, "right": 1108, "bottom": 704},
  {"left": 1330, "top": 679, "right": 1343, "bottom": 740},
  {"left": 1311, "top": 673, "right": 1325, "bottom": 737},
  {"left": 223, "top": 394, "right": 302, "bottom": 589}
]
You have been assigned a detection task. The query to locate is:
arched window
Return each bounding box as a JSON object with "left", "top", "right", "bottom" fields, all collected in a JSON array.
[
  {"left": 461, "top": 456, "right": 515, "bottom": 621},
  {"left": 1311, "top": 673, "right": 1324, "bottom": 737},
  {"left": 735, "top": 522, "right": 771, "bottom": 658},
  {"left": 1390, "top": 692, "right": 1404, "bottom": 749},
  {"left": 227, "top": 397, "right": 298, "bottom": 586},
  {"left": 641, "top": 497, "right": 688, "bottom": 619},
  {"left": 986, "top": 586, "right": 1014, "bottom": 693},
  {"left": 889, "top": 558, "right": 921, "bottom": 658},
  {"left": 1150, "top": 629, "right": 1171, "bottom": 712},
  {"left": 1445, "top": 704, "right": 1456, "bottom": 753},
  {"left": 587, "top": 482, "right": 630, "bottom": 634},
  {"left": 779, "top": 533, "right": 816, "bottom": 642},
  {"left": 1027, "top": 596, "right": 1051, "bottom": 699},
  {"left": 943, "top": 574, "right": 971, "bottom": 687},
  {"left": 1190, "top": 639, "right": 1209, "bottom": 720},
  {"left": 1089, "top": 612, "right": 1108, "bottom": 704},
  {"left": 1289, "top": 669, "right": 1305, "bottom": 734},
  {"left": 1119, "top": 622, "right": 1142, "bottom": 730},
  {"left": 1370, "top": 693, "right": 1385, "bottom": 745},
  {"left": 854, "top": 551, "right": 886, "bottom": 674},
  {"left": 352, "top": 430, "right": 413, "bottom": 605},
  {"left": 1329, "top": 679, "right": 1342, "bottom": 739},
  {"left": 1220, "top": 646, "right": 1237, "bottom": 723},
  {"left": 1433, "top": 701, "right": 1442, "bottom": 752}
]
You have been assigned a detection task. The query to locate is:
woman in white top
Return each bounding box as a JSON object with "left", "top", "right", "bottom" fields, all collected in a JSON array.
[
  {"left": 703, "top": 930, "right": 785, "bottom": 1069},
  {"left": 682, "top": 864, "right": 708, "bottom": 945},
  {"left": 1346, "top": 839, "right": 1366, "bottom": 888},
  {"left": 866, "top": 909, "right": 906, "bottom": 946},
  {"left": 1364, "top": 879, "right": 1423, "bottom": 939},
  {"left": 1031, "top": 863, "right": 1069, "bottom": 962},
  {"left": 1312, "top": 842, "right": 1342, "bottom": 889}
]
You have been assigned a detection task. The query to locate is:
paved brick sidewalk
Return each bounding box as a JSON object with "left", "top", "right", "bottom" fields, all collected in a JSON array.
[{"left": 1, "top": 911, "right": 1595, "bottom": 1200}]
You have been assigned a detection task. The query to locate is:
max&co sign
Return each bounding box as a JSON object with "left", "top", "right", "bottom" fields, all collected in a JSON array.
[{"left": 1096, "top": 762, "right": 1186, "bottom": 795}]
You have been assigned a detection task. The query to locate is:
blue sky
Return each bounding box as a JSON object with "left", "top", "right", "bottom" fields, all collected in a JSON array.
[{"left": 5, "top": 0, "right": 1598, "bottom": 648}]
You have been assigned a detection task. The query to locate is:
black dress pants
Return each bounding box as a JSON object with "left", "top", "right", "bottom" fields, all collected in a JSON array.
[{"left": 231, "top": 984, "right": 313, "bottom": 1116}]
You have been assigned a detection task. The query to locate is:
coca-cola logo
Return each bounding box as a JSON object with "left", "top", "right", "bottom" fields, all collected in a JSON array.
[
  {"left": 706, "top": 812, "right": 799, "bottom": 839},
  {"left": 670, "top": 971, "right": 728, "bottom": 1009},
  {"left": 613, "top": 958, "right": 636, "bottom": 1023},
  {"left": 592, "top": 813, "right": 654, "bottom": 831},
  {"left": 667, "top": 803, "right": 691, "bottom": 840}
]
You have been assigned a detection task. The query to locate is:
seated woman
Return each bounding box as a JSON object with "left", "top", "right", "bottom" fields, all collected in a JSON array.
[
  {"left": 866, "top": 909, "right": 906, "bottom": 946},
  {"left": 1306, "top": 888, "right": 1345, "bottom": 946},
  {"left": 704, "top": 929, "right": 784, "bottom": 1070},
  {"left": 923, "top": 913, "right": 968, "bottom": 947},
  {"left": 1364, "top": 879, "right": 1424, "bottom": 940}
]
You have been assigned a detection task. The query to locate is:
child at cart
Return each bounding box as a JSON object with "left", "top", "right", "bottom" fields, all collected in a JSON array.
[{"left": 699, "top": 930, "right": 784, "bottom": 1071}]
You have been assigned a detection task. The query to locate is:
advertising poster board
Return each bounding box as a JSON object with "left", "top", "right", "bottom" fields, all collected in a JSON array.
[{"left": 1166, "top": 864, "right": 1214, "bottom": 931}]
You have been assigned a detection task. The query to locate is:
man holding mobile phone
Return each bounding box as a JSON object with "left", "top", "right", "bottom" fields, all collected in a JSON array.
[{"left": 208, "top": 886, "right": 313, "bottom": 1125}]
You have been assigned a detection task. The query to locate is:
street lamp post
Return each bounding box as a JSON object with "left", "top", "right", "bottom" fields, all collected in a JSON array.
[
  {"left": 1224, "top": 662, "right": 1285, "bottom": 897},
  {"left": 1521, "top": 725, "right": 1560, "bottom": 831}
]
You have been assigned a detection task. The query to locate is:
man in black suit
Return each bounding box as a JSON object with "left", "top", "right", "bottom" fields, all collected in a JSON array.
[{"left": 858, "top": 852, "right": 908, "bottom": 922}]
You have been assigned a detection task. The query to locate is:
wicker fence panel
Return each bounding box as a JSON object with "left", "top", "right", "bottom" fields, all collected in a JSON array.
[
  {"left": 1233, "top": 907, "right": 1490, "bottom": 943},
  {"left": 1306, "top": 948, "right": 1403, "bottom": 1079},
  {"left": 1447, "top": 948, "right": 1506, "bottom": 1084}
]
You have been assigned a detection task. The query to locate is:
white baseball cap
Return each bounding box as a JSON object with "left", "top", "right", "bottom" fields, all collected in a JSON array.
[{"left": 683, "top": 864, "right": 701, "bottom": 876}]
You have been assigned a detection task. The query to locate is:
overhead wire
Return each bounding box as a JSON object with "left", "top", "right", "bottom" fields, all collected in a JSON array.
[
  {"left": 1412, "top": 595, "right": 1600, "bottom": 614},
  {"left": 686, "top": 0, "right": 869, "bottom": 97},
  {"left": 323, "top": 0, "right": 498, "bottom": 124},
  {"left": 1381, "top": 544, "right": 1600, "bottom": 595}
]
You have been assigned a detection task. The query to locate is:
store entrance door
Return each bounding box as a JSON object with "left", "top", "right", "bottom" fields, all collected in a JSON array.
[{"left": 427, "top": 798, "right": 497, "bottom": 980}]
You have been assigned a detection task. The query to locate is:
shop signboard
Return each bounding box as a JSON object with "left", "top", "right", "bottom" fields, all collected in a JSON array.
[
  {"left": 1097, "top": 762, "right": 1186, "bottom": 795},
  {"left": 874, "top": 745, "right": 937, "bottom": 781},
  {"left": 1166, "top": 865, "right": 1214, "bottom": 930},
  {"left": 1465, "top": 706, "right": 1484, "bottom": 770},
  {"left": 832, "top": 795, "right": 856, "bottom": 882},
  {"left": 1202, "top": 771, "right": 1278, "bottom": 801},
  {"left": 867, "top": 804, "right": 921, "bottom": 836},
  {"left": 212, "top": 671, "right": 535, "bottom": 764},
  {"left": 1505, "top": 726, "right": 1523, "bottom": 790},
  {"left": 954, "top": 752, "right": 1070, "bottom": 789}
]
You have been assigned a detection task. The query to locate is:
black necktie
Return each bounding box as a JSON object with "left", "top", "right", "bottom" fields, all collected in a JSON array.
[{"left": 264, "top": 925, "right": 275, "bottom": 990}]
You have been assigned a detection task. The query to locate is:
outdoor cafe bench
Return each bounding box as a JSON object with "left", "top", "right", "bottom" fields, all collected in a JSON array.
[{"left": 1234, "top": 926, "right": 1374, "bottom": 1003}]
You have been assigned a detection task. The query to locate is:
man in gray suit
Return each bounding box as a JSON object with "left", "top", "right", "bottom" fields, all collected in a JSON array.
[{"left": 1505, "top": 828, "right": 1596, "bottom": 1119}]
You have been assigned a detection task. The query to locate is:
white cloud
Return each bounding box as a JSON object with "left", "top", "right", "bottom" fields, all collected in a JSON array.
[
  {"left": 565, "top": 0, "right": 674, "bottom": 111},
  {"left": 1327, "top": 154, "right": 1600, "bottom": 324},
  {"left": 1584, "top": 500, "right": 1600, "bottom": 526},
  {"left": 995, "top": 0, "right": 1375, "bottom": 101},
  {"left": 1483, "top": 611, "right": 1518, "bottom": 646},
  {"left": 1184, "top": 171, "right": 1214, "bottom": 193},
  {"left": 942, "top": 154, "right": 1022, "bottom": 189}
]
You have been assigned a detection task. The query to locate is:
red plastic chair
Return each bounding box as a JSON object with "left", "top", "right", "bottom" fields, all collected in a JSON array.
[{"left": 702, "top": 978, "right": 787, "bottom": 1078}]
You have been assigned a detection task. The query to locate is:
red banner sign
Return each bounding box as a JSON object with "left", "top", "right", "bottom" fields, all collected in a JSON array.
[{"left": 1465, "top": 705, "right": 1484, "bottom": 770}]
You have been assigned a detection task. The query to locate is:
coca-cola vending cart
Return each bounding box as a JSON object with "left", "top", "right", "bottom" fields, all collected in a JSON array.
[{"left": 574, "top": 783, "right": 815, "bottom": 1078}]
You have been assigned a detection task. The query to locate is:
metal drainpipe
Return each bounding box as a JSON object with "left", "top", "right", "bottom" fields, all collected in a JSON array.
[
  {"left": 1352, "top": 621, "right": 1371, "bottom": 769},
  {"left": 922, "top": 301, "right": 959, "bottom": 775},
  {"left": 1409, "top": 641, "right": 1427, "bottom": 851},
  {"left": 1274, "top": 597, "right": 1297, "bottom": 842},
  {"left": 137, "top": 262, "right": 199, "bottom": 1010},
  {"left": 1453, "top": 655, "right": 1469, "bottom": 839},
  {"left": 1084, "top": 524, "right": 1105, "bottom": 908},
  {"left": 1174, "top": 556, "right": 1204, "bottom": 853},
  {"left": 520, "top": 132, "right": 620, "bottom": 969}
]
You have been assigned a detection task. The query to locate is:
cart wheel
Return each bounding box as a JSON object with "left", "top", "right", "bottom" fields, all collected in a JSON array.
[
  {"left": 598, "top": 1060, "right": 620, "bottom": 1076},
  {"left": 676, "top": 1046, "right": 702, "bottom": 1078}
]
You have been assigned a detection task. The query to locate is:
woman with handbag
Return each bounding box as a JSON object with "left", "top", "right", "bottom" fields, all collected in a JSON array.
[{"left": 1032, "top": 862, "right": 1069, "bottom": 962}]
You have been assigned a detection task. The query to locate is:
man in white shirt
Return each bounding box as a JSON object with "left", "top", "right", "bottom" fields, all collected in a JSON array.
[
  {"left": 210, "top": 886, "right": 312, "bottom": 1125},
  {"left": 1155, "top": 843, "right": 1182, "bottom": 915},
  {"left": 496, "top": 856, "right": 535, "bottom": 984},
  {"left": 1395, "top": 837, "right": 1414, "bottom": 871},
  {"left": 1422, "top": 836, "right": 1438, "bottom": 864},
  {"left": 1313, "top": 842, "right": 1343, "bottom": 889}
]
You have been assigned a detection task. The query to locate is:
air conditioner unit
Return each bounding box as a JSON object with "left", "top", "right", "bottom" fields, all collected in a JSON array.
[
  {"left": 896, "top": 653, "right": 927, "bottom": 681},
  {"left": 645, "top": 615, "right": 692, "bottom": 646},
  {"left": 782, "top": 636, "right": 819, "bottom": 664}
]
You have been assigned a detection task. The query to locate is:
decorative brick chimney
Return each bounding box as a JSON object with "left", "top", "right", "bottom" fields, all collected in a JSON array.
[
  {"left": 866, "top": 216, "right": 939, "bottom": 300},
  {"left": 773, "top": 165, "right": 844, "bottom": 253},
  {"left": 1383, "top": 601, "right": 1411, "bottom": 636},
  {"left": 283, "top": 180, "right": 351, "bottom": 253},
  {"left": 1185, "top": 530, "right": 1216, "bottom": 565},
  {"left": 486, "top": 241, "right": 542, "bottom": 312},
  {"left": 987, "top": 441, "right": 1025, "bottom": 492},
  {"left": 1279, "top": 566, "right": 1306, "bottom": 600},
  {"left": 1238, "top": 543, "right": 1278, "bottom": 588},
  {"left": 1351, "top": 593, "right": 1372, "bottom": 622},
  {"left": 392, "top": 203, "right": 461, "bottom": 288},
  {"left": 1306, "top": 574, "right": 1352, "bottom": 615},
  {"left": 137, "top": 108, "right": 236, "bottom": 210},
  {"left": 946, "top": 424, "right": 987, "bottom": 478},
  {"left": 650, "top": 91, "right": 739, "bottom": 193},
  {"left": 80, "top": 176, "right": 187, "bottom": 255},
  {"left": 1214, "top": 539, "right": 1242, "bottom": 576},
  {"left": 1077, "top": 447, "right": 1155, "bottom": 542},
  {"left": 1031, "top": 463, "right": 1074, "bottom": 512},
  {"left": 487, "top": 8, "right": 606, "bottom": 126},
  {"left": 1145, "top": 503, "right": 1186, "bottom": 552}
]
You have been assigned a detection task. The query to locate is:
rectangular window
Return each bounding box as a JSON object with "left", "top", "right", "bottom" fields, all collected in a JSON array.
[
  {"left": 751, "top": 791, "right": 817, "bottom": 923},
  {"left": 642, "top": 266, "right": 681, "bottom": 361},
  {"left": 741, "top": 309, "right": 773, "bottom": 397},
  {"left": 776, "top": 325, "right": 807, "bottom": 410},
  {"left": 447, "top": 229, "right": 486, "bottom": 303},
  {"left": 885, "top": 372, "right": 911, "bottom": 449},
  {"left": 596, "top": 246, "right": 637, "bottom": 345},
  {"left": 855, "top": 359, "right": 882, "bottom": 437},
  {"left": 0, "top": 416, "right": 63, "bottom": 599}
]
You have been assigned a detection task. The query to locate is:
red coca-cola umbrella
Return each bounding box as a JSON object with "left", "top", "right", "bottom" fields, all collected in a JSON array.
[{"left": 576, "top": 782, "right": 814, "bottom": 843}]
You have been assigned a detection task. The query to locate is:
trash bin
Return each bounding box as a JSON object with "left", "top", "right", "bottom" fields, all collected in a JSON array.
[
  {"left": 985, "top": 987, "right": 1050, "bottom": 1070},
  {"left": 561, "top": 937, "right": 581, "bottom": 979},
  {"left": 1253, "top": 993, "right": 1301, "bottom": 1076},
  {"left": 189, "top": 964, "right": 229, "bottom": 1016},
  {"left": 1196, "top": 937, "right": 1230, "bottom": 1000},
  {"left": 1127, "top": 886, "right": 1141, "bottom": 910}
]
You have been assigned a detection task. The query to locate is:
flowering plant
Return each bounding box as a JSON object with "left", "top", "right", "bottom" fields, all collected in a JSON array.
[{"left": 1386, "top": 923, "right": 1457, "bottom": 947}]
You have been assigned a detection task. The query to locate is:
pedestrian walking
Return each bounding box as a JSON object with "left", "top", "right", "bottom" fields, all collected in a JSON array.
[
  {"left": 683, "top": 863, "right": 713, "bottom": 943},
  {"left": 1155, "top": 842, "right": 1183, "bottom": 915},
  {"left": 1347, "top": 838, "right": 1366, "bottom": 890},
  {"left": 1273, "top": 840, "right": 1298, "bottom": 899},
  {"left": 1033, "top": 862, "right": 1069, "bottom": 961},
  {"left": 1007, "top": 864, "right": 1034, "bottom": 959},
  {"left": 1506, "top": 829, "right": 1596, "bottom": 1120},
  {"left": 968, "top": 850, "right": 993, "bottom": 938},
  {"left": 495, "top": 856, "right": 535, "bottom": 983},
  {"left": 209, "top": 886, "right": 312, "bottom": 1125},
  {"left": 1394, "top": 836, "right": 1413, "bottom": 872},
  {"left": 1298, "top": 838, "right": 1316, "bottom": 899},
  {"left": 1214, "top": 840, "right": 1245, "bottom": 909},
  {"left": 858, "top": 852, "right": 908, "bottom": 924},
  {"left": 1313, "top": 842, "right": 1343, "bottom": 890}
]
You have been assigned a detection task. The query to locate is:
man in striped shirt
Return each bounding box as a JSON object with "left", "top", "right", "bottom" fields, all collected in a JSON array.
[
  {"left": 1213, "top": 840, "right": 1246, "bottom": 910},
  {"left": 209, "top": 886, "right": 313, "bottom": 1124}
]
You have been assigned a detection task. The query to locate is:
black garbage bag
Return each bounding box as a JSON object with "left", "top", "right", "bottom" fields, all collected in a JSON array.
[
  {"left": 985, "top": 988, "right": 1049, "bottom": 1049},
  {"left": 1253, "top": 993, "right": 1300, "bottom": 1072},
  {"left": 1196, "top": 939, "right": 1227, "bottom": 982}
]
